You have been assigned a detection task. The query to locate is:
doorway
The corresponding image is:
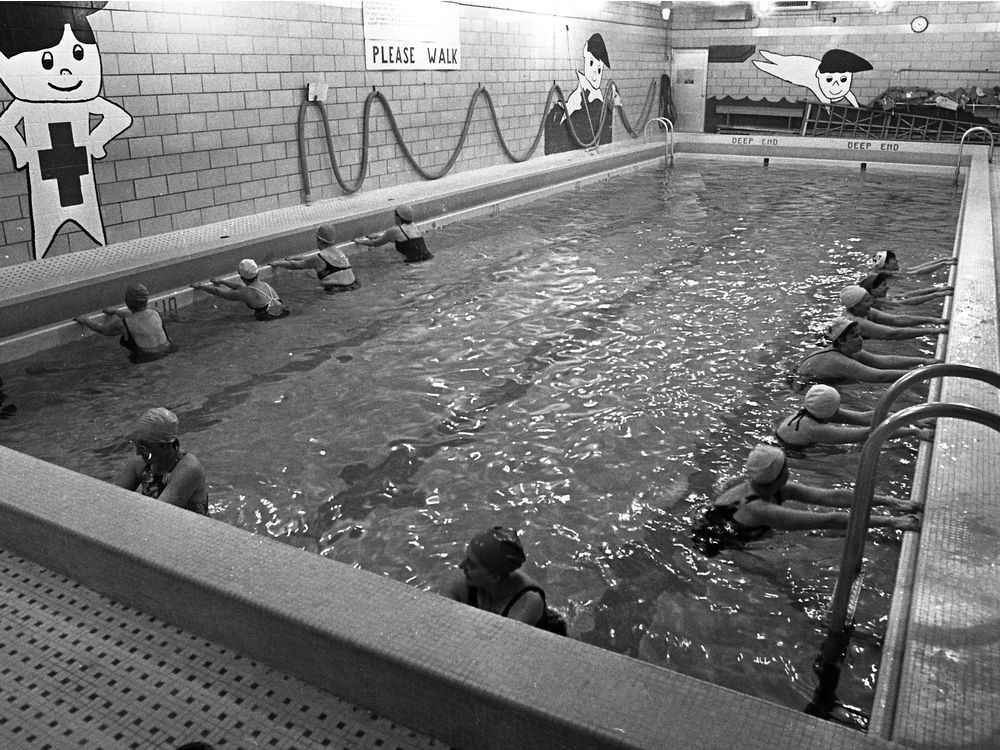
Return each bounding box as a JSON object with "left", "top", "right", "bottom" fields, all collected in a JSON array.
[{"left": 670, "top": 49, "right": 708, "bottom": 133}]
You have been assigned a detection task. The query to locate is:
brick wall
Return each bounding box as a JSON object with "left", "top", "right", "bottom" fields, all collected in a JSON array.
[
  {"left": 668, "top": 1, "right": 1000, "bottom": 105},
  {"left": 0, "top": 1, "right": 667, "bottom": 266}
]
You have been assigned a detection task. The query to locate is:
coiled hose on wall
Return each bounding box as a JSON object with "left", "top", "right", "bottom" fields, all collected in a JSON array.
[{"left": 296, "top": 78, "right": 660, "bottom": 203}]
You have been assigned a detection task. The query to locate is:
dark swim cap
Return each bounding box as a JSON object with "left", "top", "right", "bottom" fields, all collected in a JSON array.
[
  {"left": 125, "top": 283, "right": 149, "bottom": 309},
  {"left": 469, "top": 526, "right": 526, "bottom": 576}
]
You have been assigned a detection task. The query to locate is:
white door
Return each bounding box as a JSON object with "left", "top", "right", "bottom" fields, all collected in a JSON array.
[{"left": 670, "top": 49, "right": 709, "bottom": 133}]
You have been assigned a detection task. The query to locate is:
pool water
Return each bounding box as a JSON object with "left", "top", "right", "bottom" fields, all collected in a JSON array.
[{"left": 1, "top": 158, "right": 960, "bottom": 718}]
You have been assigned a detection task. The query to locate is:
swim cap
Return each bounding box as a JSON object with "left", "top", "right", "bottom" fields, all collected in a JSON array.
[
  {"left": 744, "top": 445, "right": 786, "bottom": 484},
  {"left": 124, "top": 283, "right": 149, "bottom": 309},
  {"left": 315, "top": 224, "right": 337, "bottom": 246},
  {"left": 393, "top": 204, "right": 414, "bottom": 222},
  {"left": 237, "top": 258, "right": 258, "bottom": 279},
  {"left": 132, "top": 407, "right": 179, "bottom": 444},
  {"left": 825, "top": 317, "right": 857, "bottom": 342},
  {"left": 804, "top": 384, "right": 841, "bottom": 419},
  {"left": 840, "top": 285, "right": 868, "bottom": 308},
  {"left": 869, "top": 251, "right": 889, "bottom": 270},
  {"left": 468, "top": 526, "right": 526, "bottom": 577}
]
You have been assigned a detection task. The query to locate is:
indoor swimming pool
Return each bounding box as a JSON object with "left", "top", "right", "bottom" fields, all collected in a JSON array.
[{"left": 0, "top": 157, "right": 961, "bottom": 717}]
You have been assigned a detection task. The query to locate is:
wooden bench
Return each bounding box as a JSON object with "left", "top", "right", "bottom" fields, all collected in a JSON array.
[{"left": 716, "top": 103, "right": 807, "bottom": 133}]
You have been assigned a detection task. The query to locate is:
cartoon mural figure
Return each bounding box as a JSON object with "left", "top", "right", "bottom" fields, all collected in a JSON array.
[
  {"left": 545, "top": 33, "right": 622, "bottom": 155},
  {"left": 0, "top": 2, "right": 132, "bottom": 260},
  {"left": 753, "top": 49, "right": 873, "bottom": 108}
]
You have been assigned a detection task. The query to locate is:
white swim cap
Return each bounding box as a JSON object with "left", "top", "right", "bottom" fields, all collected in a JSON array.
[
  {"left": 804, "top": 384, "right": 841, "bottom": 419},
  {"left": 238, "top": 258, "right": 258, "bottom": 279},
  {"left": 744, "top": 445, "right": 787, "bottom": 484},
  {"left": 839, "top": 285, "right": 868, "bottom": 308}
]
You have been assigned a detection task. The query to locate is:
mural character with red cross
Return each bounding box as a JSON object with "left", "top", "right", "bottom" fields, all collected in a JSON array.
[{"left": 0, "top": 2, "right": 132, "bottom": 260}]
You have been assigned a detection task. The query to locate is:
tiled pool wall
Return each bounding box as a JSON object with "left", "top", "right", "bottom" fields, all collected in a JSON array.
[{"left": 0, "top": 137, "right": 994, "bottom": 750}]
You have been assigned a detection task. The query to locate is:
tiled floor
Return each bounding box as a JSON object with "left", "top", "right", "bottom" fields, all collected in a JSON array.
[{"left": 0, "top": 549, "right": 449, "bottom": 750}]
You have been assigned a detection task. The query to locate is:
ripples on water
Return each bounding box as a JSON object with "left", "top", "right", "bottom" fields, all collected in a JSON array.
[{"left": 1, "top": 159, "right": 960, "bottom": 715}]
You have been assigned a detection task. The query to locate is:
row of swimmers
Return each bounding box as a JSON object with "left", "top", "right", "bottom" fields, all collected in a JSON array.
[
  {"left": 694, "top": 248, "right": 956, "bottom": 557},
  {"left": 74, "top": 204, "right": 432, "bottom": 361}
]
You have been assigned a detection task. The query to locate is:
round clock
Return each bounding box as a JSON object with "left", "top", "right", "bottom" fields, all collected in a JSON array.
[{"left": 910, "top": 16, "right": 928, "bottom": 33}]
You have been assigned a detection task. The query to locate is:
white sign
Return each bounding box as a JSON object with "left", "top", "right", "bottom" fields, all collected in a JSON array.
[{"left": 363, "top": 0, "right": 461, "bottom": 70}]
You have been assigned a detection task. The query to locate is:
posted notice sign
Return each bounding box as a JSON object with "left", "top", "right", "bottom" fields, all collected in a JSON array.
[{"left": 363, "top": 0, "right": 461, "bottom": 70}]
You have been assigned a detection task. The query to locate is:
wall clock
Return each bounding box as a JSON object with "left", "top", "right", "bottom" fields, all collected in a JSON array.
[{"left": 910, "top": 16, "right": 928, "bottom": 33}]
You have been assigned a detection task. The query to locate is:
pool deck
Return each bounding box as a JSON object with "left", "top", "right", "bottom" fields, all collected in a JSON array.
[{"left": 1, "top": 135, "right": 997, "bottom": 749}]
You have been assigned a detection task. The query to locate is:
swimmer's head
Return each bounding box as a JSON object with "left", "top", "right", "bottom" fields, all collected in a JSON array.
[
  {"left": 744, "top": 444, "right": 788, "bottom": 485},
  {"left": 132, "top": 407, "right": 179, "bottom": 446},
  {"left": 840, "top": 285, "right": 870, "bottom": 312},
  {"left": 464, "top": 526, "right": 526, "bottom": 578},
  {"left": 124, "top": 283, "right": 149, "bottom": 311},
  {"left": 858, "top": 272, "right": 891, "bottom": 298},
  {"left": 868, "top": 250, "right": 899, "bottom": 271},
  {"left": 393, "top": 204, "right": 414, "bottom": 223},
  {"left": 825, "top": 317, "right": 857, "bottom": 342},
  {"left": 315, "top": 224, "right": 337, "bottom": 247},
  {"left": 237, "top": 258, "right": 259, "bottom": 280},
  {"left": 804, "top": 384, "right": 841, "bottom": 419}
]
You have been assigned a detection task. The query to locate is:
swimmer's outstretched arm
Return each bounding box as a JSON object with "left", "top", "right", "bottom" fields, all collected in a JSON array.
[
  {"left": 191, "top": 280, "right": 243, "bottom": 301},
  {"left": 353, "top": 227, "right": 398, "bottom": 247},
  {"left": 743, "top": 500, "right": 919, "bottom": 532},
  {"left": 856, "top": 350, "right": 937, "bottom": 370},
  {"left": 271, "top": 256, "right": 317, "bottom": 271},
  {"left": 785, "top": 481, "right": 923, "bottom": 512},
  {"left": 868, "top": 308, "right": 947, "bottom": 327},
  {"left": 74, "top": 311, "right": 125, "bottom": 335}
]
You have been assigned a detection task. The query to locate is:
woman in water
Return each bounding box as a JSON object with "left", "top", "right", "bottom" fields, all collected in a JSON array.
[
  {"left": 692, "top": 444, "right": 920, "bottom": 557},
  {"left": 192, "top": 259, "right": 289, "bottom": 320},
  {"left": 270, "top": 223, "right": 358, "bottom": 292},
  {"left": 353, "top": 203, "right": 433, "bottom": 263}
]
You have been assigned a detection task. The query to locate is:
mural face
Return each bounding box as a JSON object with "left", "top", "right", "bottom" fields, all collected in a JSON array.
[
  {"left": 753, "top": 49, "right": 873, "bottom": 108},
  {"left": 0, "top": 2, "right": 132, "bottom": 260},
  {"left": 544, "top": 32, "right": 621, "bottom": 156}
]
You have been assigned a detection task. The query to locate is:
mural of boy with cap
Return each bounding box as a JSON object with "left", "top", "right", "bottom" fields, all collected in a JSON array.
[
  {"left": 353, "top": 204, "right": 433, "bottom": 263},
  {"left": 113, "top": 407, "right": 208, "bottom": 516},
  {"left": 691, "top": 444, "right": 920, "bottom": 557},
  {"left": 795, "top": 317, "right": 937, "bottom": 385},
  {"left": 271, "top": 223, "right": 358, "bottom": 292},
  {"left": 443, "top": 526, "right": 547, "bottom": 627},
  {"left": 0, "top": 1, "right": 132, "bottom": 260},
  {"left": 544, "top": 32, "right": 622, "bottom": 155},
  {"left": 753, "top": 48, "right": 873, "bottom": 107},
  {"left": 192, "top": 259, "right": 290, "bottom": 320},
  {"left": 839, "top": 284, "right": 947, "bottom": 340},
  {"left": 74, "top": 283, "right": 174, "bottom": 363}
]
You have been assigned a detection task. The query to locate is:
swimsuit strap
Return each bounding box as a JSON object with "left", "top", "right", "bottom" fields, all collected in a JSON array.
[
  {"left": 501, "top": 585, "right": 547, "bottom": 617},
  {"left": 787, "top": 408, "right": 812, "bottom": 432}
]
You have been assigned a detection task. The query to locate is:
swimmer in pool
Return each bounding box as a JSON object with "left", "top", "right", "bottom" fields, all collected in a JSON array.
[
  {"left": 839, "top": 285, "right": 948, "bottom": 340},
  {"left": 192, "top": 259, "right": 290, "bottom": 320},
  {"left": 74, "top": 283, "right": 174, "bottom": 363},
  {"left": 270, "top": 223, "right": 359, "bottom": 292},
  {"left": 353, "top": 203, "right": 433, "bottom": 263},
  {"left": 796, "top": 318, "right": 937, "bottom": 384},
  {"left": 443, "top": 526, "right": 565, "bottom": 634},
  {"left": 858, "top": 272, "right": 953, "bottom": 309},
  {"left": 869, "top": 249, "right": 956, "bottom": 277},
  {"left": 775, "top": 384, "right": 932, "bottom": 448},
  {"left": 691, "top": 444, "right": 920, "bottom": 557},
  {"left": 113, "top": 407, "right": 208, "bottom": 515}
]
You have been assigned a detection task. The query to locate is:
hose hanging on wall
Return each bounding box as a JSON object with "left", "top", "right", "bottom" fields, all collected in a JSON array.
[{"left": 297, "top": 78, "right": 660, "bottom": 204}]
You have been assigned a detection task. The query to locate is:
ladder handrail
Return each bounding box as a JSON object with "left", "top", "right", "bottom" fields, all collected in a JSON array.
[
  {"left": 807, "top": 401, "right": 1000, "bottom": 719},
  {"left": 643, "top": 117, "right": 674, "bottom": 166},
  {"left": 872, "top": 362, "right": 1000, "bottom": 425},
  {"left": 954, "top": 126, "right": 995, "bottom": 184}
]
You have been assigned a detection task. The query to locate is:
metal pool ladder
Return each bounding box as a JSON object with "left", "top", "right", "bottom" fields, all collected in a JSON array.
[
  {"left": 806, "top": 363, "right": 1000, "bottom": 724},
  {"left": 953, "top": 126, "right": 995, "bottom": 185},
  {"left": 643, "top": 117, "right": 674, "bottom": 167}
]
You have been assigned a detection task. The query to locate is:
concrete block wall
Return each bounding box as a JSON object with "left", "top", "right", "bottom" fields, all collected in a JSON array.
[
  {"left": 0, "top": 1, "right": 667, "bottom": 266},
  {"left": 667, "top": 1, "right": 1000, "bottom": 104}
]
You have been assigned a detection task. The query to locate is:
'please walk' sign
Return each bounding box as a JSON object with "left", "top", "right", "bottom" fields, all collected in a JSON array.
[{"left": 363, "top": 0, "right": 461, "bottom": 71}]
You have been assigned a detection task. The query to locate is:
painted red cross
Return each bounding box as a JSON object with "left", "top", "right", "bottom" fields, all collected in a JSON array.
[{"left": 39, "top": 122, "right": 90, "bottom": 208}]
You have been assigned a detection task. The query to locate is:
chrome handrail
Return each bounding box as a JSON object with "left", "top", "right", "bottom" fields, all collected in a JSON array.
[
  {"left": 872, "top": 363, "right": 1000, "bottom": 426},
  {"left": 643, "top": 117, "right": 674, "bottom": 166},
  {"left": 953, "top": 126, "right": 995, "bottom": 184},
  {"left": 807, "top": 399, "right": 1000, "bottom": 719}
]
